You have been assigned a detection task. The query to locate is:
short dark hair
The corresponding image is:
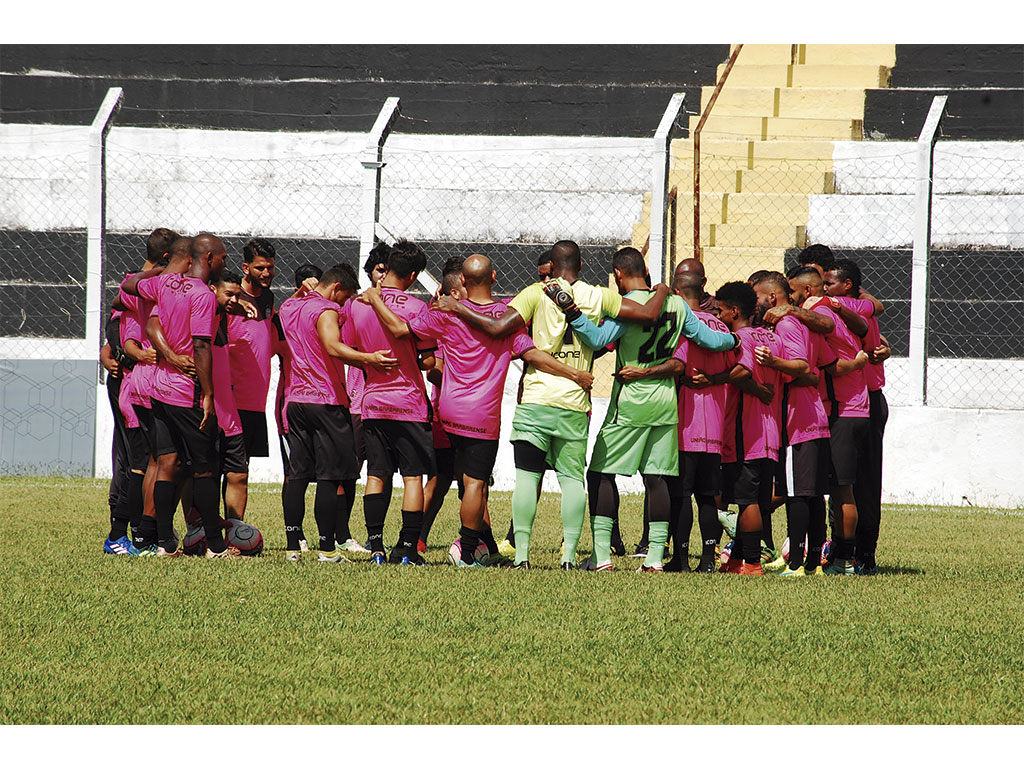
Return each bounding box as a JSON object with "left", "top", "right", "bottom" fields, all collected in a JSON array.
[
  {"left": 441, "top": 270, "right": 462, "bottom": 295},
  {"left": 243, "top": 237, "right": 276, "bottom": 264},
  {"left": 787, "top": 265, "right": 823, "bottom": 281},
  {"left": 798, "top": 243, "right": 836, "bottom": 272},
  {"left": 146, "top": 228, "right": 179, "bottom": 263},
  {"left": 747, "top": 269, "right": 773, "bottom": 284},
  {"left": 673, "top": 271, "right": 703, "bottom": 300},
  {"left": 612, "top": 247, "right": 646, "bottom": 278},
  {"left": 320, "top": 263, "right": 359, "bottom": 293},
  {"left": 551, "top": 240, "right": 582, "bottom": 273},
  {"left": 752, "top": 271, "right": 790, "bottom": 296},
  {"left": 831, "top": 258, "right": 862, "bottom": 292},
  {"left": 442, "top": 255, "right": 465, "bottom": 276},
  {"left": 293, "top": 263, "right": 322, "bottom": 289},
  {"left": 388, "top": 239, "right": 427, "bottom": 278},
  {"left": 716, "top": 281, "right": 757, "bottom": 319},
  {"left": 364, "top": 243, "right": 392, "bottom": 277},
  {"left": 216, "top": 270, "right": 243, "bottom": 286},
  {"left": 536, "top": 249, "right": 553, "bottom": 267}
]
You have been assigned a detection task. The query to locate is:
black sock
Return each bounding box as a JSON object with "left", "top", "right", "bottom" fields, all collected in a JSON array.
[
  {"left": 153, "top": 480, "right": 177, "bottom": 549},
  {"left": 460, "top": 525, "right": 481, "bottom": 564},
  {"left": 400, "top": 509, "right": 423, "bottom": 554},
  {"left": 125, "top": 471, "right": 144, "bottom": 539},
  {"left": 194, "top": 475, "right": 225, "bottom": 552},
  {"left": 835, "top": 536, "right": 855, "bottom": 561},
  {"left": 333, "top": 479, "right": 354, "bottom": 543},
  {"left": 314, "top": 480, "right": 340, "bottom": 551},
  {"left": 743, "top": 528, "right": 762, "bottom": 565},
  {"left": 786, "top": 496, "right": 810, "bottom": 569},
  {"left": 806, "top": 496, "right": 826, "bottom": 571},
  {"left": 480, "top": 525, "right": 497, "bottom": 555},
  {"left": 283, "top": 479, "right": 308, "bottom": 551},
  {"left": 363, "top": 492, "right": 389, "bottom": 553},
  {"left": 506, "top": 519, "right": 515, "bottom": 547},
  {"left": 108, "top": 502, "right": 130, "bottom": 542},
  {"left": 420, "top": 474, "right": 450, "bottom": 545},
  {"left": 760, "top": 507, "right": 775, "bottom": 551},
  {"left": 639, "top": 494, "right": 650, "bottom": 548},
  {"left": 696, "top": 495, "right": 721, "bottom": 568},
  {"left": 671, "top": 492, "right": 693, "bottom": 565},
  {"left": 134, "top": 515, "right": 158, "bottom": 549}
]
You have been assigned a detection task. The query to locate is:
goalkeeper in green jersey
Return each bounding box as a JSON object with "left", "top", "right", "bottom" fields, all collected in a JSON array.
[
  {"left": 548, "top": 247, "right": 738, "bottom": 571},
  {"left": 433, "top": 240, "right": 668, "bottom": 569}
]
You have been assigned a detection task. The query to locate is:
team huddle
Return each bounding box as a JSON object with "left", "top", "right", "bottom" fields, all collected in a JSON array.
[{"left": 100, "top": 231, "right": 888, "bottom": 575}]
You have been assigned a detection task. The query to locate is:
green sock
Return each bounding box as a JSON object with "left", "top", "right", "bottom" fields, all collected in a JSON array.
[
  {"left": 512, "top": 469, "right": 542, "bottom": 565},
  {"left": 645, "top": 521, "right": 669, "bottom": 567},
  {"left": 593, "top": 515, "right": 614, "bottom": 564},
  {"left": 558, "top": 474, "right": 586, "bottom": 563}
]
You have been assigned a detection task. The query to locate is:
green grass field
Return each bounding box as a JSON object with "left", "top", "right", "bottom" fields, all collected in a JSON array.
[{"left": 1, "top": 477, "right": 1022, "bottom": 724}]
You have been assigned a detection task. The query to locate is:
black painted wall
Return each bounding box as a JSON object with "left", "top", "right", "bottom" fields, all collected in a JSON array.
[{"left": 0, "top": 44, "right": 728, "bottom": 136}]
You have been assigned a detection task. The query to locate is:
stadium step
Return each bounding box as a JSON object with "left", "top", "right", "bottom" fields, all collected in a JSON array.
[
  {"left": 734, "top": 164, "right": 835, "bottom": 194},
  {"left": 720, "top": 192, "right": 810, "bottom": 223},
  {"left": 700, "top": 246, "right": 788, "bottom": 288},
  {"left": 719, "top": 63, "right": 891, "bottom": 88},
  {"left": 798, "top": 44, "right": 896, "bottom": 67},
  {"left": 700, "top": 86, "right": 868, "bottom": 119},
  {"left": 690, "top": 113, "right": 863, "bottom": 142},
  {"left": 708, "top": 222, "right": 804, "bottom": 248}
]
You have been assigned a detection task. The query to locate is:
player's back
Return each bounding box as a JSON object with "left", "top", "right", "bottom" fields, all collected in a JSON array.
[
  {"left": 278, "top": 292, "right": 348, "bottom": 407},
  {"left": 227, "top": 287, "right": 274, "bottom": 412},
  {"left": 810, "top": 302, "right": 868, "bottom": 418},
  {"left": 676, "top": 310, "right": 736, "bottom": 453},
  {"left": 775, "top": 315, "right": 830, "bottom": 446},
  {"left": 724, "top": 325, "right": 785, "bottom": 463},
  {"left": 345, "top": 287, "right": 431, "bottom": 422}
]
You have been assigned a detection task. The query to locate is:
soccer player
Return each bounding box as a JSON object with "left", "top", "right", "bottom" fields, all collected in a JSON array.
[
  {"left": 822, "top": 259, "right": 890, "bottom": 574},
  {"left": 344, "top": 240, "right": 437, "bottom": 566},
  {"left": 100, "top": 310, "right": 134, "bottom": 555},
  {"left": 613, "top": 271, "right": 738, "bottom": 572},
  {"left": 434, "top": 240, "right": 670, "bottom": 569},
  {"left": 225, "top": 238, "right": 278, "bottom": 521},
  {"left": 752, "top": 272, "right": 836, "bottom": 576},
  {"left": 673, "top": 257, "right": 719, "bottom": 315},
  {"left": 786, "top": 267, "right": 870, "bottom": 575},
  {"left": 123, "top": 233, "right": 237, "bottom": 558},
  {"left": 278, "top": 263, "right": 397, "bottom": 562},
  {"left": 712, "top": 281, "right": 785, "bottom": 576},
  {"left": 564, "top": 249, "right": 739, "bottom": 572},
  {"left": 536, "top": 249, "right": 553, "bottom": 281},
  {"left": 364, "top": 253, "right": 593, "bottom": 567}
]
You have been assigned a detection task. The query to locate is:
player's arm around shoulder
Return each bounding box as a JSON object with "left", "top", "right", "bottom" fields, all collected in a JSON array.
[
  {"left": 519, "top": 345, "right": 594, "bottom": 392},
  {"left": 681, "top": 299, "right": 740, "bottom": 352},
  {"left": 317, "top": 307, "right": 398, "bottom": 372},
  {"left": 358, "top": 284, "right": 414, "bottom": 339},
  {"left": 609, "top": 283, "right": 669, "bottom": 324},
  {"left": 436, "top": 291, "right": 526, "bottom": 338}
]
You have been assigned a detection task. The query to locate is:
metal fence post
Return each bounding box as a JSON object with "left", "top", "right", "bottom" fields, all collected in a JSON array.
[
  {"left": 359, "top": 97, "right": 401, "bottom": 290},
  {"left": 87, "top": 87, "right": 123, "bottom": 375},
  {"left": 650, "top": 93, "right": 686, "bottom": 285},
  {"left": 909, "top": 95, "right": 947, "bottom": 406}
]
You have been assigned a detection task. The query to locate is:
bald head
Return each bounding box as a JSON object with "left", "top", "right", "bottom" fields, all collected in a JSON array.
[
  {"left": 190, "top": 233, "right": 227, "bottom": 283},
  {"left": 672, "top": 270, "right": 704, "bottom": 300},
  {"left": 462, "top": 253, "right": 494, "bottom": 287},
  {"left": 674, "top": 258, "right": 706, "bottom": 279}
]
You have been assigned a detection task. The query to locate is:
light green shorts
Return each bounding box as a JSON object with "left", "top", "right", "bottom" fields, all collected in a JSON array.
[
  {"left": 589, "top": 422, "right": 678, "bottom": 477},
  {"left": 509, "top": 403, "right": 589, "bottom": 482}
]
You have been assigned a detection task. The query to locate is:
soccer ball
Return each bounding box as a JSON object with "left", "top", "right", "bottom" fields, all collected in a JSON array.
[
  {"left": 182, "top": 523, "right": 207, "bottom": 556},
  {"left": 225, "top": 519, "right": 264, "bottom": 556},
  {"left": 821, "top": 539, "right": 831, "bottom": 566},
  {"left": 720, "top": 540, "right": 734, "bottom": 565},
  {"left": 447, "top": 537, "right": 490, "bottom": 566}
]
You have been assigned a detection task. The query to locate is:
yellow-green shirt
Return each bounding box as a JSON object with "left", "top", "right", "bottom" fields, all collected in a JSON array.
[{"left": 509, "top": 278, "right": 623, "bottom": 413}]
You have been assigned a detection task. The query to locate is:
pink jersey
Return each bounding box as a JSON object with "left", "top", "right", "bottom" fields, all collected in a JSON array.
[
  {"left": 271, "top": 315, "right": 291, "bottom": 434},
  {"left": 212, "top": 314, "right": 242, "bottom": 437},
  {"left": 409, "top": 299, "right": 535, "bottom": 440},
  {"left": 119, "top": 274, "right": 156, "bottom": 408},
  {"left": 673, "top": 310, "right": 737, "bottom": 454},
  {"left": 775, "top": 315, "right": 832, "bottom": 446},
  {"left": 138, "top": 273, "right": 216, "bottom": 409},
  {"left": 722, "top": 325, "right": 785, "bottom": 464},
  {"left": 227, "top": 287, "right": 274, "bottom": 412},
  {"left": 346, "top": 364, "right": 365, "bottom": 416},
  {"left": 277, "top": 292, "right": 350, "bottom": 408},
  {"left": 833, "top": 296, "right": 884, "bottom": 391},
  {"left": 811, "top": 303, "right": 869, "bottom": 418},
  {"left": 344, "top": 287, "right": 435, "bottom": 423},
  {"left": 117, "top": 366, "right": 140, "bottom": 429}
]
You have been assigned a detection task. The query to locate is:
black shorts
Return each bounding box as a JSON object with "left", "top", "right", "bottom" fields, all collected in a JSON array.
[
  {"left": 351, "top": 411, "right": 366, "bottom": 468},
  {"left": 363, "top": 418, "right": 435, "bottom": 478},
  {"left": 448, "top": 433, "right": 499, "bottom": 482},
  {"left": 678, "top": 450, "right": 722, "bottom": 497},
  {"left": 722, "top": 458, "right": 775, "bottom": 508},
  {"left": 125, "top": 426, "right": 149, "bottom": 472},
  {"left": 219, "top": 432, "right": 249, "bottom": 475},
  {"left": 133, "top": 404, "right": 156, "bottom": 458},
  {"left": 286, "top": 402, "right": 358, "bottom": 482},
  {"left": 151, "top": 399, "right": 219, "bottom": 475},
  {"left": 777, "top": 438, "right": 830, "bottom": 498},
  {"left": 435, "top": 446, "right": 455, "bottom": 480},
  {"left": 828, "top": 416, "right": 868, "bottom": 487},
  {"left": 238, "top": 409, "right": 269, "bottom": 458}
]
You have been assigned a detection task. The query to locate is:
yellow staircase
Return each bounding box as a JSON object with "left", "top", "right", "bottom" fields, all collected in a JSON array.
[{"left": 633, "top": 44, "right": 895, "bottom": 291}]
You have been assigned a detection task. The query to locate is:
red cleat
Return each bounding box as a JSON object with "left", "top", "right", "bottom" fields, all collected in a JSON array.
[
  {"left": 417, "top": 539, "right": 427, "bottom": 554},
  {"left": 738, "top": 562, "right": 765, "bottom": 575}
]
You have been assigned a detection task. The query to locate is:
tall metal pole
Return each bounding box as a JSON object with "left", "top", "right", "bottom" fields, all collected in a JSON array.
[
  {"left": 650, "top": 93, "right": 686, "bottom": 285},
  {"left": 909, "top": 95, "right": 947, "bottom": 407},
  {"left": 359, "top": 97, "right": 401, "bottom": 290}
]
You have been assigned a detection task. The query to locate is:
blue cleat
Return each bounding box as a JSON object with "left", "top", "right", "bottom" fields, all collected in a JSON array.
[
  {"left": 457, "top": 560, "right": 486, "bottom": 569},
  {"left": 370, "top": 552, "right": 386, "bottom": 566},
  {"left": 399, "top": 554, "right": 426, "bottom": 566},
  {"left": 103, "top": 535, "right": 132, "bottom": 556},
  {"left": 128, "top": 543, "right": 158, "bottom": 557}
]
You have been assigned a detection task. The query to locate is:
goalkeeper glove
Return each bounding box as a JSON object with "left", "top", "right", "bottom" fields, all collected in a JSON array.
[{"left": 542, "top": 281, "right": 582, "bottom": 322}]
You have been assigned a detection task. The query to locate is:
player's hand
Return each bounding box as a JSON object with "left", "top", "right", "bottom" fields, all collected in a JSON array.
[
  {"left": 573, "top": 370, "right": 595, "bottom": 391},
  {"left": 358, "top": 285, "right": 383, "bottom": 305},
  {"left": 616, "top": 365, "right": 647, "bottom": 383},
  {"left": 754, "top": 345, "right": 776, "bottom": 368},
  {"left": 852, "top": 349, "right": 870, "bottom": 370},
  {"left": 168, "top": 353, "right": 197, "bottom": 377},
  {"left": 802, "top": 296, "right": 828, "bottom": 312},
  {"left": 366, "top": 350, "right": 399, "bottom": 372},
  {"left": 138, "top": 347, "right": 158, "bottom": 366},
  {"left": 755, "top": 382, "right": 776, "bottom": 405},
  {"left": 685, "top": 370, "right": 711, "bottom": 389},
  {"left": 541, "top": 281, "right": 582, "bottom": 322},
  {"left": 761, "top": 305, "right": 792, "bottom": 326},
  {"left": 432, "top": 295, "right": 459, "bottom": 314},
  {"left": 199, "top": 393, "right": 215, "bottom": 432},
  {"left": 869, "top": 343, "right": 891, "bottom": 364},
  {"left": 300, "top": 276, "right": 318, "bottom": 294},
  {"left": 102, "top": 356, "right": 121, "bottom": 378}
]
